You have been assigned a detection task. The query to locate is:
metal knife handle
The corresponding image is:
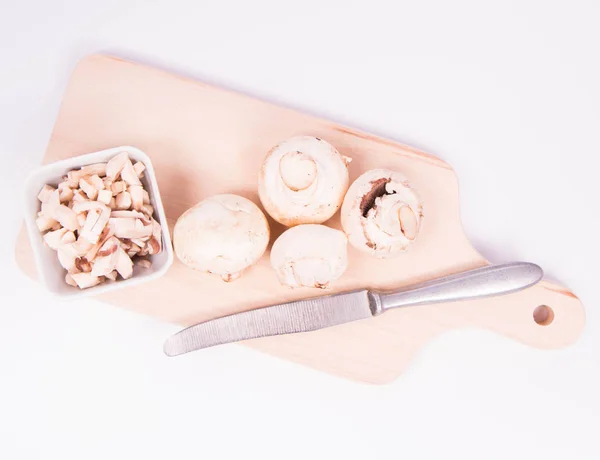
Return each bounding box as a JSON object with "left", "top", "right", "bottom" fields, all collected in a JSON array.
[{"left": 376, "top": 262, "right": 543, "bottom": 313}]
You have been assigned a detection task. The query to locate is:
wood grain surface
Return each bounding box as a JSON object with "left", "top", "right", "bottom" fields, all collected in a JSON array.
[{"left": 14, "top": 55, "right": 585, "bottom": 384}]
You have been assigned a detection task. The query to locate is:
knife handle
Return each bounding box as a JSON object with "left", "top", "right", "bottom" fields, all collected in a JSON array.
[{"left": 376, "top": 262, "right": 543, "bottom": 313}]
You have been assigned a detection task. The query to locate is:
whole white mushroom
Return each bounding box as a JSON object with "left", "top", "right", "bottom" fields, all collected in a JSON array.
[
  {"left": 270, "top": 224, "right": 348, "bottom": 288},
  {"left": 174, "top": 194, "right": 270, "bottom": 281},
  {"left": 258, "top": 136, "right": 351, "bottom": 226},
  {"left": 341, "top": 169, "right": 423, "bottom": 258}
]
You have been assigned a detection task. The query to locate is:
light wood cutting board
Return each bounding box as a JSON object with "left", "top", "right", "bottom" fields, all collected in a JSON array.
[{"left": 15, "top": 55, "right": 585, "bottom": 384}]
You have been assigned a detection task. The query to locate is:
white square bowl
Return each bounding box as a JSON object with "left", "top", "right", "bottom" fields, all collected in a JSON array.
[{"left": 23, "top": 146, "right": 174, "bottom": 299}]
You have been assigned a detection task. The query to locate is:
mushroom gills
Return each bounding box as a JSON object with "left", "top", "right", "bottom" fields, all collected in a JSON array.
[{"left": 341, "top": 169, "right": 422, "bottom": 258}]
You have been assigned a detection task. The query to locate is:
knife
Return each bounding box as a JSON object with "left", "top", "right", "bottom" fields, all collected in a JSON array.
[{"left": 163, "top": 262, "right": 543, "bottom": 357}]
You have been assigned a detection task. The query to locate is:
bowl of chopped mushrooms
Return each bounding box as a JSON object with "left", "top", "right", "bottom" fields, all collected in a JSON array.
[{"left": 23, "top": 146, "right": 173, "bottom": 298}]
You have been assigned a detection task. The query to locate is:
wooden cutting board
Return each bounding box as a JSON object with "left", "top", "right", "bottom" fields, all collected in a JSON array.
[{"left": 15, "top": 55, "right": 585, "bottom": 384}]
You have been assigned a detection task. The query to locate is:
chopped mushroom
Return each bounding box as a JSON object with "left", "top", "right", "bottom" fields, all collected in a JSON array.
[
  {"left": 133, "top": 161, "right": 145, "bottom": 177},
  {"left": 110, "top": 217, "right": 152, "bottom": 239},
  {"left": 60, "top": 231, "right": 76, "bottom": 245},
  {"left": 129, "top": 185, "right": 144, "bottom": 211},
  {"left": 38, "top": 185, "right": 56, "bottom": 203},
  {"left": 68, "top": 163, "right": 106, "bottom": 183},
  {"left": 90, "top": 237, "right": 120, "bottom": 277},
  {"left": 41, "top": 190, "right": 79, "bottom": 231},
  {"left": 115, "top": 191, "right": 132, "bottom": 210},
  {"left": 44, "top": 228, "right": 68, "bottom": 250},
  {"left": 34, "top": 152, "right": 161, "bottom": 289},
  {"left": 115, "top": 247, "right": 134, "bottom": 279},
  {"left": 65, "top": 273, "right": 78, "bottom": 287},
  {"left": 111, "top": 181, "right": 127, "bottom": 195},
  {"left": 57, "top": 244, "right": 79, "bottom": 271},
  {"left": 120, "top": 159, "right": 141, "bottom": 186},
  {"left": 79, "top": 205, "right": 110, "bottom": 244},
  {"left": 141, "top": 204, "right": 154, "bottom": 217},
  {"left": 36, "top": 215, "right": 58, "bottom": 232},
  {"left": 71, "top": 273, "right": 103, "bottom": 289},
  {"left": 89, "top": 174, "right": 104, "bottom": 190},
  {"left": 110, "top": 210, "right": 147, "bottom": 220},
  {"left": 79, "top": 177, "right": 98, "bottom": 200},
  {"left": 72, "top": 190, "right": 87, "bottom": 202},
  {"left": 105, "top": 152, "right": 129, "bottom": 180},
  {"left": 97, "top": 189, "right": 112, "bottom": 205},
  {"left": 59, "top": 187, "right": 74, "bottom": 203}
]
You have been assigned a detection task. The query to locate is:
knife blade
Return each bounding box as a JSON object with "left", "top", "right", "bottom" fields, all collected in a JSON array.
[{"left": 164, "top": 262, "right": 543, "bottom": 357}]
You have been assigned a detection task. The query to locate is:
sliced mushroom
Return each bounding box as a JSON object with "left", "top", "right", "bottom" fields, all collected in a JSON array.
[
  {"left": 258, "top": 136, "right": 351, "bottom": 226},
  {"left": 142, "top": 189, "right": 150, "bottom": 205},
  {"left": 173, "top": 194, "right": 269, "bottom": 281},
  {"left": 270, "top": 224, "right": 348, "bottom": 288},
  {"left": 71, "top": 272, "right": 103, "bottom": 289},
  {"left": 341, "top": 169, "right": 423, "bottom": 258}
]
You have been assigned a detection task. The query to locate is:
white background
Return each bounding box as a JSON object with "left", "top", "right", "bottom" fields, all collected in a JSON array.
[{"left": 1, "top": 1, "right": 599, "bottom": 459}]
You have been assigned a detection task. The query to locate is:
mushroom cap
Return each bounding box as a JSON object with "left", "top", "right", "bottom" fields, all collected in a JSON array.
[
  {"left": 270, "top": 224, "right": 348, "bottom": 288},
  {"left": 173, "top": 194, "right": 270, "bottom": 281},
  {"left": 258, "top": 136, "right": 350, "bottom": 226},
  {"left": 341, "top": 169, "right": 422, "bottom": 258}
]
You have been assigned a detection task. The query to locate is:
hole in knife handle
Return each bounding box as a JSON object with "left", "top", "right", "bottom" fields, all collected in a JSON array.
[{"left": 533, "top": 305, "right": 554, "bottom": 326}]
